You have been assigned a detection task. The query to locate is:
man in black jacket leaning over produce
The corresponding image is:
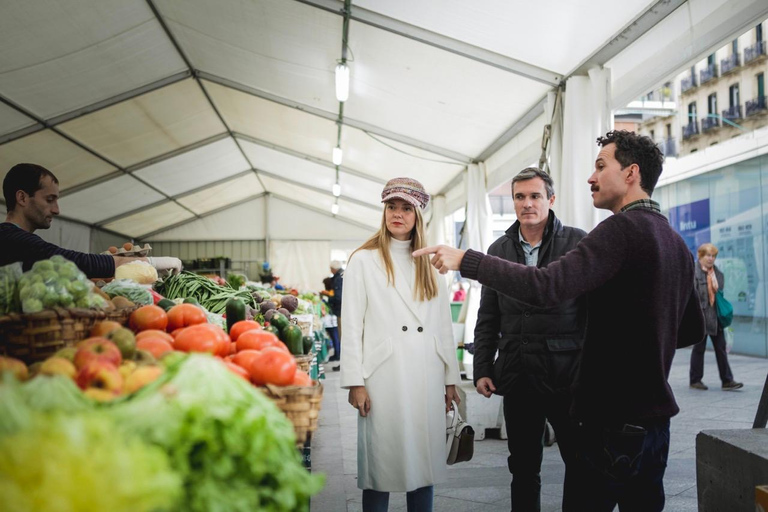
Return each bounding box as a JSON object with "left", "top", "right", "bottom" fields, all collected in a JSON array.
[
  {"left": 415, "top": 131, "right": 705, "bottom": 512},
  {"left": 474, "top": 167, "right": 586, "bottom": 512},
  {"left": 1, "top": 163, "right": 182, "bottom": 278}
]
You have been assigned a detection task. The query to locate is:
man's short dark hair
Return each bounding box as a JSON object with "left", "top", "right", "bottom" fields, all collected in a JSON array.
[
  {"left": 3, "top": 163, "right": 59, "bottom": 211},
  {"left": 511, "top": 167, "right": 555, "bottom": 199},
  {"left": 596, "top": 130, "right": 664, "bottom": 196}
]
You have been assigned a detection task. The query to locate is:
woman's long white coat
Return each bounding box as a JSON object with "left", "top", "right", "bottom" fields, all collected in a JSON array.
[{"left": 340, "top": 248, "right": 461, "bottom": 492}]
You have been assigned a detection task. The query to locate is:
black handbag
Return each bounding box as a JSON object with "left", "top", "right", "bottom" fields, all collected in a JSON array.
[{"left": 445, "top": 401, "right": 474, "bottom": 465}]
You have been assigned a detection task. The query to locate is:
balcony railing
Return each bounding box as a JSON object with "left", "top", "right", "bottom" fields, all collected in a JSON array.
[
  {"left": 701, "top": 116, "right": 720, "bottom": 132},
  {"left": 681, "top": 73, "right": 697, "bottom": 94},
  {"left": 721, "top": 53, "right": 740, "bottom": 75},
  {"left": 683, "top": 121, "right": 700, "bottom": 140},
  {"left": 722, "top": 105, "right": 742, "bottom": 122},
  {"left": 746, "top": 96, "right": 767, "bottom": 117},
  {"left": 744, "top": 41, "right": 766, "bottom": 64},
  {"left": 660, "top": 137, "right": 677, "bottom": 157},
  {"left": 700, "top": 63, "right": 718, "bottom": 85}
]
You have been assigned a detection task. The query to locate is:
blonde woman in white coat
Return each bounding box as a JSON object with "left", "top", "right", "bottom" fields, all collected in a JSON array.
[{"left": 340, "top": 177, "right": 462, "bottom": 512}]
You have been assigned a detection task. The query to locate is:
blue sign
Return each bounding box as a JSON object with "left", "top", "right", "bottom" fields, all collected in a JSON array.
[{"left": 668, "top": 199, "right": 710, "bottom": 256}]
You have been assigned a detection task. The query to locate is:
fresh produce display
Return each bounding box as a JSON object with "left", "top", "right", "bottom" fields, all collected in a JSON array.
[
  {"left": 226, "top": 272, "right": 246, "bottom": 290},
  {"left": 16, "top": 256, "right": 107, "bottom": 313},
  {"left": 101, "top": 279, "right": 153, "bottom": 305},
  {"left": 114, "top": 260, "right": 158, "bottom": 284},
  {"left": 0, "top": 410, "right": 182, "bottom": 512},
  {"left": 225, "top": 297, "right": 246, "bottom": 332},
  {"left": 0, "top": 353, "right": 323, "bottom": 512},
  {"left": 0, "top": 262, "right": 21, "bottom": 314},
  {"left": 154, "top": 271, "right": 256, "bottom": 314},
  {"left": 282, "top": 324, "right": 304, "bottom": 355}
]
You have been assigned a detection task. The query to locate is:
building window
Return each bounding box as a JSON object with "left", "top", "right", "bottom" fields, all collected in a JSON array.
[
  {"left": 758, "top": 23, "right": 764, "bottom": 44},
  {"left": 732, "top": 39, "right": 739, "bottom": 54},
  {"left": 708, "top": 93, "right": 717, "bottom": 114},
  {"left": 758, "top": 73, "right": 765, "bottom": 98},
  {"left": 650, "top": 129, "right": 655, "bottom": 140},
  {"left": 730, "top": 84, "right": 740, "bottom": 107},
  {"left": 666, "top": 123, "right": 672, "bottom": 139},
  {"left": 688, "top": 102, "right": 697, "bottom": 121},
  {"left": 707, "top": 53, "right": 716, "bottom": 66}
]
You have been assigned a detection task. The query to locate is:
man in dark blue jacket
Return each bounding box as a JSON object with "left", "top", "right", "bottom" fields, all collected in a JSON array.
[{"left": 474, "top": 167, "right": 586, "bottom": 511}]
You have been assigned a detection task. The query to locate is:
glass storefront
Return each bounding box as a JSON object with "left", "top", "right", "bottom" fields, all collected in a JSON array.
[{"left": 657, "top": 154, "right": 768, "bottom": 357}]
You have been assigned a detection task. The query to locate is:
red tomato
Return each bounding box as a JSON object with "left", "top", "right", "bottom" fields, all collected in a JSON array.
[
  {"left": 236, "top": 330, "right": 287, "bottom": 353},
  {"left": 249, "top": 347, "right": 297, "bottom": 386},
  {"left": 224, "top": 361, "right": 250, "bottom": 381},
  {"left": 136, "top": 338, "right": 174, "bottom": 359},
  {"left": 292, "top": 370, "right": 312, "bottom": 387},
  {"left": 130, "top": 305, "right": 168, "bottom": 332},
  {"left": 171, "top": 327, "right": 185, "bottom": 339},
  {"left": 174, "top": 324, "right": 227, "bottom": 354},
  {"left": 136, "top": 329, "right": 174, "bottom": 345},
  {"left": 229, "top": 342, "right": 237, "bottom": 355},
  {"left": 166, "top": 304, "right": 208, "bottom": 332},
  {"left": 228, "top": 320, "right": 262, "bottom": 342},
  {"left": 232, "top": 349, "right": 262, "bottom": 374}
]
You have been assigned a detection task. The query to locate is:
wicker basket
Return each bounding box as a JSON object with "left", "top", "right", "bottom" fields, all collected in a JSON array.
[
  {"left": 294, "top": 354, "right": 313, "bottom": 373},
  {"left": 104, "top": 305, "right": 139, "bottom": 326},
  {"left": 0, "top": 307, "right": 106, "bottom": 364},
  {"left": 261, "top": 382, "right": 323, "bottom": 446}
]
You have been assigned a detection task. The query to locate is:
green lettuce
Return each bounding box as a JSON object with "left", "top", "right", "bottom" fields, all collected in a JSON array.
[{"left": 107, "top": 355, "right": 324, "bottom": 511}]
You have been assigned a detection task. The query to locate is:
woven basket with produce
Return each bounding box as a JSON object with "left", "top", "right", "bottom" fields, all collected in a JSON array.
[
  {"left": 0, "top": 307, "right": 106, "bottom": 363},
  {"left": 0, "top": 257, "right": 112, "bottom": 364},
  {"left": 260, "top": 382, "right": 324, "bottom": 446}
]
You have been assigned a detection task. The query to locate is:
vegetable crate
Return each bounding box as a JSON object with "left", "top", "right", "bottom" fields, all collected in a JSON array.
[
  {"left": 0, "top": 307, "right": 106, "bottom": 364},
  {"left": 261, "top": 382, "right": 323, "bottom": 447}
]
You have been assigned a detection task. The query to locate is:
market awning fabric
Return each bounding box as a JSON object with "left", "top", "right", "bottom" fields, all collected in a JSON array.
[{"left": 1, "top": 0, "right": 766, "bottom": 240}]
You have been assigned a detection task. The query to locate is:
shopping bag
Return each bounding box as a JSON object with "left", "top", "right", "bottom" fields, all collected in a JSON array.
[
  {"left": 445, "top": 401, "right": 474, "bottom": 465},
  {"left": 723, "top": 326, "right": 734, "bottom": 354},
  {"left": 715, "top": 290, "right": 733, "bottom": 328}
]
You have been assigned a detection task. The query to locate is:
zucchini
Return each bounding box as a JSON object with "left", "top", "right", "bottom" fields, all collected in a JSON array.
[
  {"left": 281, "top": 324, "right": 304, "bottom": 355},
  {"left": 157, "top": 298, "right": 176, "bottom": 311},
  {"left": 225, "top": 298, "right": 246, "bottom": 333}
]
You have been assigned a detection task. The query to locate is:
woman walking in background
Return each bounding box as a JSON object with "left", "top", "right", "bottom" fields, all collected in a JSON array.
[
  {"left": 340, "top": 177, "right": 461, "bottom": 512},
  {"left": 690, "top": 243, "right": 743, "bottom": 391}
]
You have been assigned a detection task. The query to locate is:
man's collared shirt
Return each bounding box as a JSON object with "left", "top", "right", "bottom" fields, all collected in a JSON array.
[
  {"left": 518, "top": 230, "right": 541, "bottom": 267},
  {"left": 620, "top": 199, "right": 661, "bottom": 214}
]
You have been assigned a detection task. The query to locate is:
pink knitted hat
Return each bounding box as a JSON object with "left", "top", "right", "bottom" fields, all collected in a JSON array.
[{"left": 381, "top": 177, "right": 430, "bottom": 209}]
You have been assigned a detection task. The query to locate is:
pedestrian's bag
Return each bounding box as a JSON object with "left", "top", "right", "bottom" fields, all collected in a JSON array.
[
  {"left": 445, "top": 401, "right": 474, "bottom": 465},
  {"left": 715, "top": 290, "right": 733, "bottom": 328}
]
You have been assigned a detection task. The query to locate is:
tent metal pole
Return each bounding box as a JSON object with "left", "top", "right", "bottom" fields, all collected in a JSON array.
[
  {"left": 295, "top": 0, "right": 562, "bottom": 87},
  {"left": 233, "top": 132, "right": 387, "bottom": 185},
  {"left": 198, "top": 72, "right": 472, "bottom": 164},
  {"left": 0, "top": 94, "right": 201, "bottom": 221}
]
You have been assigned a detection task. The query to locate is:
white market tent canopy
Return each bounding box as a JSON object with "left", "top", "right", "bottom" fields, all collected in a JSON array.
[{"left": 1, "top": 0, "right": 767, "bottom": 246}]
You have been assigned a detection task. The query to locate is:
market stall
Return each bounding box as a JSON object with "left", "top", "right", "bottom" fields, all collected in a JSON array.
[{"left": 0, "top": 253, "right": 329, "bottom": 510}]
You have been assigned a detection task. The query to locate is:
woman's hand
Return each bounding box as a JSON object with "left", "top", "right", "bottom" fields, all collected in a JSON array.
[
  {"left": 445, "top": 385, "right": 461, "bottom": 412},
  {"left": 348, "top": 386, "right": 371, "bottom": 417}
]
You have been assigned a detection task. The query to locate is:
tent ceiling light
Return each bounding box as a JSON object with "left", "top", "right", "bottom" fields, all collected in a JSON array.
[
  {"left": 332, "top": 146, "right": 343, "bottom": 165},
  {"left": 332, "top": 182, "right": 341, "bottom": 197},
  {"left": 332, "top": 203, "right": 339, "bottom": 215},
  {"left": 335, "top": 63, "right": 349, "bottom": 102}
]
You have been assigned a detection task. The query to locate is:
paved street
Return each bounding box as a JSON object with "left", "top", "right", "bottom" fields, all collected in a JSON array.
[{"left": 311, "top": 347, "right": 767, "bottom": 511}]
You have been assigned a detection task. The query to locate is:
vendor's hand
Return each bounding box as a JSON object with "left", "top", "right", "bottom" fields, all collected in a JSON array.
[
  {"left": 412, "top": 245, "right": 466, "bottom": 274},
  {"left": 445, "top": 385, "right": 461, "bottom": 412},
  {"left": 148, "top": 256, "right": 183, "bottom": 275},
  {"left": 476, "top": 377, "right": 496, "bottom": 398},
  {"left": 348, "top": 386, "right": 371, "bottom": 417}
]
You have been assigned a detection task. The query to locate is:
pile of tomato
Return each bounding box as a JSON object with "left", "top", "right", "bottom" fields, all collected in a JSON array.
[{"left": 129, "top": 305, "right": 312, "bottom": 387}]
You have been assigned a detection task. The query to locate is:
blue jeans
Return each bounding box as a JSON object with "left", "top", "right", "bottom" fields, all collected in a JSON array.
[
  {"left": 325, "top": 327, "right": 340, "bottom": 361},
  {"left": 566, "top": 419, "right": 670, "bottom": 512},
  {"left": 363, "top": 486, "right": 433, "bottom": 512}
]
